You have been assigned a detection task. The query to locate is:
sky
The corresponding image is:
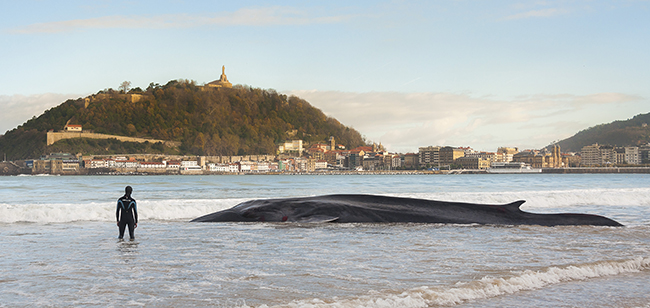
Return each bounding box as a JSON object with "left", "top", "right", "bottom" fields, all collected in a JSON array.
[{"left": 1, "top": 0, "right": 649, "bottom": 153}]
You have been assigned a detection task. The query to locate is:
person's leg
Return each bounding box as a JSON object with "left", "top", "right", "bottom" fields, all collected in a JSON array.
[
  {"left": 118, "top": 221, "right": 126, "bottom": 239},
  {"left": 127, "top": 221, "right": 135, "bottom": 240}
]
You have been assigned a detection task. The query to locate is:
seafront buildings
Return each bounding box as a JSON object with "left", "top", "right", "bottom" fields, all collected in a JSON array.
[
  {"left": 580, "top": 143, "right": 647, "bottom": 166},
  {"left": 20, "top": 139, "right": 650, "bottom": 175}
]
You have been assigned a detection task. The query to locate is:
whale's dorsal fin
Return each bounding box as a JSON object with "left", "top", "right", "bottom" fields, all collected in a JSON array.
[
  {"left": 504, "top": 200, "right": 526, "bottom": 211},
  {"left": 296, "top": 215, "right": 340, "bottom": 223}
]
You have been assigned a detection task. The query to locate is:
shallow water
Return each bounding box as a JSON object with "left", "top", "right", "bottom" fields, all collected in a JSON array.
[{"left": 1, "top": 174, "right": 649, "bottom": 307}]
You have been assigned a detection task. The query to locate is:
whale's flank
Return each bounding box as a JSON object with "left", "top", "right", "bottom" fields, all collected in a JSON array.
[{"left": 191, "top": 194, "right": 623, "bottom": 227}]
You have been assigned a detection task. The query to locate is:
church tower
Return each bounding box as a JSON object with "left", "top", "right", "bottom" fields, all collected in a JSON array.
[{"left": 553, "top": 144, "right": 561, "bottom": 168}]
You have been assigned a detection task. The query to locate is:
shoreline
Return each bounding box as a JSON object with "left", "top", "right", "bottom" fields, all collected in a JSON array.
[{"left": 4, "top": 166, "right": 650, "bottom": 176}]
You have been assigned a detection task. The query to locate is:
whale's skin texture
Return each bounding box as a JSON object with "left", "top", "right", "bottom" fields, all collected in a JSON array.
[{"left": 190, "top": 194, "right": 623, "bottom": 226}]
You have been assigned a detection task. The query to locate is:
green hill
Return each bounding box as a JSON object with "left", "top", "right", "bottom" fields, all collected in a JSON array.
[
  {"left": 552, "top": 112, "right": 650, "bottom": 152},
  {"left": 0, "top": 80, "right": 367, "bottom": 160}
]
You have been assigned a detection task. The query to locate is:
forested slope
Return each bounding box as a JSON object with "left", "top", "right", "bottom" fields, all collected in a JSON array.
[
  {"left": 553, "top": 112, "right": 650, "bottom": 152},
  {"left": 0, "top": 80, "right": 366, "bottom": 160}
]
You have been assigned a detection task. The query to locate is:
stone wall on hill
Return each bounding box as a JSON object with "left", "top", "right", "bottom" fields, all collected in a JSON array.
[{"left": 46, "top": 131, "right": 181, "bottom": 147}]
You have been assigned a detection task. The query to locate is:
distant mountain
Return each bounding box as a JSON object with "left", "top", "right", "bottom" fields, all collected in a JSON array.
[
  {"left": 551, "top": 112, "right": 650, "bottom": 152},
  {"left": 0, "top": 80, "right": 366, "bottom": 160}
]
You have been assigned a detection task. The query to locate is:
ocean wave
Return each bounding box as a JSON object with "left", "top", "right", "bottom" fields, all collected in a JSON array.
[
  {"left": 0, "top": 199, "right": 245, "bottom": 223},
  {"left": 2, "top": 187, "right": 649, "bottom": 224},
  {"left": 261, "top": 257, "right": 650, "bottom": 308},
  {"left": 405, "top": 187, "right": 650, "bottom": 209}
]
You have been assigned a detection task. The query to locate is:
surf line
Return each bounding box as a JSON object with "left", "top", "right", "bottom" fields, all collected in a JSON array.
[{"left": 277, "top": 257, "right": 650, "bottom": 308}]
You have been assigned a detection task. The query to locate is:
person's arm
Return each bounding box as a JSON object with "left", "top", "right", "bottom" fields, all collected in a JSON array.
[
  {"left": 133, "top": 200, "right": 138, "bottom": 227},
  {"left": 116, "top": 200, "right": 121, "bottom": 226}
]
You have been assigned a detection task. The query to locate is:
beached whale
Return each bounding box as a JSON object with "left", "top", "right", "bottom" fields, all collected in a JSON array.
[{"left": 191, "top": 194, "right": 623, "bottom": 226}]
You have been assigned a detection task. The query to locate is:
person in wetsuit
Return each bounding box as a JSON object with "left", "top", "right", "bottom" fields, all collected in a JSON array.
[{"left": 116, "top": 185, "right": 138, "bottom": 240}]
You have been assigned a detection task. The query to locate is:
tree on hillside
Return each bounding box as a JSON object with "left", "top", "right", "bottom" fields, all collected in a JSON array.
[{"left": 119, "top": 81, "right": 131, "bottom": 93}]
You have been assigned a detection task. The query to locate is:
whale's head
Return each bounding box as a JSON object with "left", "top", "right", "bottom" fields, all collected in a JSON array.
[
  {"left": 191, "top": 197, "right": 340, "bottom": 223},
  {"left": 190, "top": 209, "right": 256, "bottom": 222},
  {"left": 191, "top": 199, "right": 289, "bottom": 222}
]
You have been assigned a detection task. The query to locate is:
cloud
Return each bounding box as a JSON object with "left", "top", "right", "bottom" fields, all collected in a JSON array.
[
  {"left": 0, "top": 93, "right": 81, "bottom": 134},
  {"left": 505, "top": 7, "right": 570, "bottom": 20},
  {"left": 287, "top": 90, "right": 644, "bottom": 152},
  {"left": 9, "top": 6, "right": 353, "bottom": 34}
]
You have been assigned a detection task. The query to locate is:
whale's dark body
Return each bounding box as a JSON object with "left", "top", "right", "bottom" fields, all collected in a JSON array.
[{"left": 191, "top": 194, "right": 622, "bottom": 226}]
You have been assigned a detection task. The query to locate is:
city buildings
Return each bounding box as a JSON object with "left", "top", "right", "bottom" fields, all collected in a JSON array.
[
  {"left": 418, "top": 146, "right": 440, "bottom": 168},
  {"left": 278, "top": 140, "right": 303, "bottom": 155},
  {"left": 439, "top": 146, "right": 465, "bottom": 166},
  {"left": 580, "top": 143, "right": 649, "bottom": 166},
  {"left": 23, "top": 137, "right": 650, "bottom": 175}
]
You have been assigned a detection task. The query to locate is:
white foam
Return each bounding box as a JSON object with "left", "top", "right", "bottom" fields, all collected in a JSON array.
[
  {"left": 0, "top": 202, "right": 110, "bottom": 223},
  {"left": 406, "top": 187, "right": 650, "bottom": 209},
  {"left": 260, "top": 257, "right": 650, "bottom": 308},
  {"left": 0, "top": 198, "right": 245, "bottom": 223},
  {"left": 140, "top": 198, "right": 246, "bottom": 221}
]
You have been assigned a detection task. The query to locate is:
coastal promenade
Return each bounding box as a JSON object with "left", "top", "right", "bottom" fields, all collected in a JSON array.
[
  {"left": 542, "top": 167, "right": 650, "bottom": 174},
  {"left": 4, "top": 164, "right": 650, "bottom": 176},
  {"left": 444, "top": 167, "right": 650, "bottom": 174}
]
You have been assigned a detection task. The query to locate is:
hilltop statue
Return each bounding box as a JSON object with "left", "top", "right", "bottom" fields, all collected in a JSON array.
[{"left": 207, "top": 65, "right": 233, "bottom": 88}]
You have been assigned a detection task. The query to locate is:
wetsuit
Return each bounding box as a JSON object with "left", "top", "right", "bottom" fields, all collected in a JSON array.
[{"left": 116, "top": 194, "right": 138, "bottom": 239}]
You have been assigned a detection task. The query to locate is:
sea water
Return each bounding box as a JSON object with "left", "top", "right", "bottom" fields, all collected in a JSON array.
[{"left": 0, "top": 174, "right": 649, "bottom": 307}]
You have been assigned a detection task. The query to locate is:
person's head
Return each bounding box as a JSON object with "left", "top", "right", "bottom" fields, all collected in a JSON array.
[{"left": 125, "top": 186, "right": 133, "bottom": 196}]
